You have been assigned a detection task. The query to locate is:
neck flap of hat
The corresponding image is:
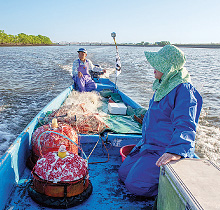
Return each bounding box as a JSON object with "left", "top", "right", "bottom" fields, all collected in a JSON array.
[{"left": 145, "top": 45, "right": 191, "bottom": 101}]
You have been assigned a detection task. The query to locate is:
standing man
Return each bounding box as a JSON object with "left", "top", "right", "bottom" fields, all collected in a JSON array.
[{"left": 72, "top": 48, "right": 97, "bottom": 92}]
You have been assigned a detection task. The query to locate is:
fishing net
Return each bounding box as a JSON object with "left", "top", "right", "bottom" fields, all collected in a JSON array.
[
  {"left": 49, "top": 91, "right": 109, "bottom": 134},
  {"left": 40, "top": 90, "right": 144, "bottom": 136}
]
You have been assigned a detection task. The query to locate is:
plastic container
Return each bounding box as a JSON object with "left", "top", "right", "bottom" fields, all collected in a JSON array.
[
  {"left": 108, "top": 102, "right": 127, "bottom": 115},
  {"left": 120, "top": 145, "right": 136, "bottom": 162}
]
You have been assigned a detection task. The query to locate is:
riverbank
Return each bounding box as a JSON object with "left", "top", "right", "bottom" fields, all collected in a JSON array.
[
  {"left": 1, "top": 43, "right": 220, "bottom": 49},
  {"left": 75, "top": 43, "right": 220, "bottom": 49},
  {"left": 0, "top": 43, "right": 59, "bottom": 47},
  {"left": 174, "top": 44, "right": 220, "bottom": 49},
  {"left": 96, "top": 44, "right": 220, "bottom": 49}
]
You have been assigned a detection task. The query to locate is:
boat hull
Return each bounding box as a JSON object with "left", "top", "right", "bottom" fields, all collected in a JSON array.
[{"left": 0, "top": 78, "right": 145, "bottom": 209}]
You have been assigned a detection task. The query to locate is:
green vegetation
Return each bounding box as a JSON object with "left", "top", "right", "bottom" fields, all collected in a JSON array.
[
  {"left": 0, "top": 30, "right": 53, "bottom": 45},
  {"left": 156, "top": 41, "right": 171, "bottom": 46},
  {"left": 136, "top": 41, "right": 170, "bottom": 46}
]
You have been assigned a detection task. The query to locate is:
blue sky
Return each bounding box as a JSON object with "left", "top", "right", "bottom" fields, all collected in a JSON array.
[{"left": 1, "top": 0, "right": 220, "bottom": 44}]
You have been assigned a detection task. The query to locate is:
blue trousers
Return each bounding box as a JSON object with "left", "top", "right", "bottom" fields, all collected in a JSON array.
[{"left": 118, "top": 146, "right": 161, "bottom": 197}]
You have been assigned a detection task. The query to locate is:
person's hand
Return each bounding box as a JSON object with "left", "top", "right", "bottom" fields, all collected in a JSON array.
[
  {"left": 156, "top": 153, "right": 181, "bottom": 167},
  {"left": 78, "top": 71, "right": 83, "bottom": 78}
]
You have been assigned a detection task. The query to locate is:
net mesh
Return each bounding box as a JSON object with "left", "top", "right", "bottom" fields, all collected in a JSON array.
[{"left": 49, "top": 91, "right": 109, "bottom": 134}]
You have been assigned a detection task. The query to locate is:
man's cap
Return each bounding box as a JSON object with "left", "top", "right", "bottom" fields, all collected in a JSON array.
[{"left": 77, "top": 48, "right": 87, "bottom": 54}]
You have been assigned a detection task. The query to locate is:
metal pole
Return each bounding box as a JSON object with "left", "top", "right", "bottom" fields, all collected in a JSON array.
[{"left": 111, "top": 32, "right": 121, "bottom": 89}]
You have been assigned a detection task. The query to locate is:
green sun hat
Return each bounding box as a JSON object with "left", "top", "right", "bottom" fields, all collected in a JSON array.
[
  {"left": 144, "top": 45, "right": 186, "bottom": 73},
  {"left": 144, "top": 45, "right": 191, "bottom": 101}
]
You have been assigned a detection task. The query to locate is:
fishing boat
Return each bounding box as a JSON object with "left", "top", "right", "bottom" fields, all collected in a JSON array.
[
  {"left": 0, "top": 77, "right": 154, "bottom": 210},
  {"left": 1, "top": 28, "right": 220, "bottom": 208},
  {"left": 1, "top": 76, "right": 220, "bottom": 210}
]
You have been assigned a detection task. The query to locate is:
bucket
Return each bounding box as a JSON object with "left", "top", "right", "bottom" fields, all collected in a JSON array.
[{"left": 120, "top": 145, "right": 136, "bottom": 162}]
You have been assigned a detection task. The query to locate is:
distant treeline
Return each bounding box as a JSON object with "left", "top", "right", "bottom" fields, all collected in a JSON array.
[
  {"left": 135, "top": 41, "right": 171, "bottom": 46},
  {"left": 0, "top": 30, "right": 53, "bottom": 45}
]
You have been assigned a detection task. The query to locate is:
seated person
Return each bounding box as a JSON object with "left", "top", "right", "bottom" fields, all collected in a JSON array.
[
  {"left": 72, "top": 48, "right": 98, "bottom": 92},
  {"left": 118, "top": 45, "right": 203, "bottom": 197}
]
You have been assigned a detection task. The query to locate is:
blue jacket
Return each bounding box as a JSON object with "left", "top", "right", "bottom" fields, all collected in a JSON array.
[{"left": 141, "top": 83, "right": 203, "bottom": 158}]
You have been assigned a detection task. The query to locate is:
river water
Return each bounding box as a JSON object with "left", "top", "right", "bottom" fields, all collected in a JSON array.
[{"left": 0, "top": 45, "right": 220, "bottom": 166}]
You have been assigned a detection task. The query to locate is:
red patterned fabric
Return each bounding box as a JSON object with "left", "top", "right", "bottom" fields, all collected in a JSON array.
[
  {"left": 33, "top": 152, "right": 87, "bottom": 182},
  {"left": 31, "top": 123, "right": 78, "bottom": 157}
]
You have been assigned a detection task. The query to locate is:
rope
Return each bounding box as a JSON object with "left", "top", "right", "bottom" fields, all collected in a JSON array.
[
  {"left": 88, "top": 135, "right": 110, "bottom": 164},
  {"left": 86, "top": 135, "right": 101, "bottom": 160}
]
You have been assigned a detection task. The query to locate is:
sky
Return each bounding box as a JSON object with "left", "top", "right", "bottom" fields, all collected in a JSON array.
[{"left": 1, "top": 0, "right": 220, "bottom": 44}]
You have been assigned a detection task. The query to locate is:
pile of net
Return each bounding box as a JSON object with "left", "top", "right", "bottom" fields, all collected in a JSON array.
[{"left": 49, "top": 91, "right": 109, "bottom": 134}]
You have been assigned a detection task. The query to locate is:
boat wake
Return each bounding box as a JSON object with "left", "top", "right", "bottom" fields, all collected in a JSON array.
[{"left": 0, "top": 124, "right": 15, "bottom": 155}]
